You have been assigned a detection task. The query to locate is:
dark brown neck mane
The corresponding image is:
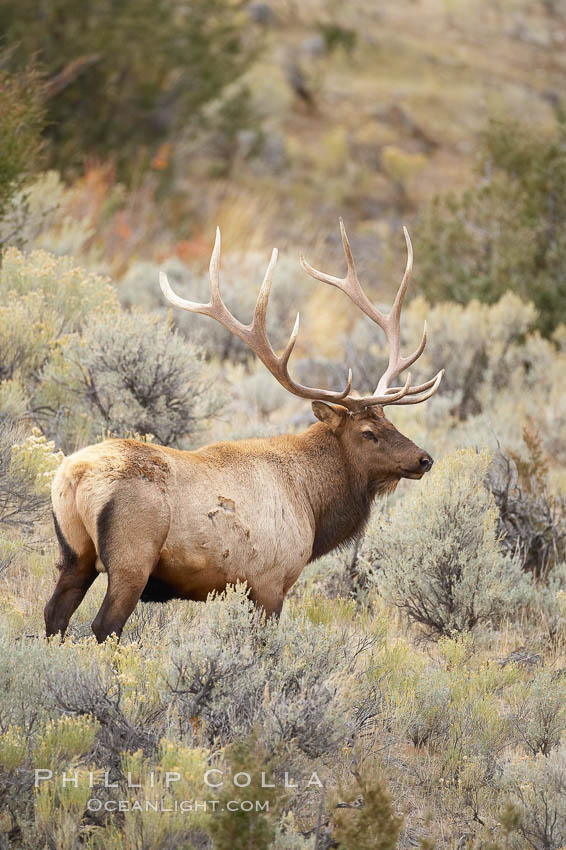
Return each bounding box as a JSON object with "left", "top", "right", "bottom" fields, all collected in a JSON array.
[{"left": 292, "top": 423, "right": 392, "bottom": 562}]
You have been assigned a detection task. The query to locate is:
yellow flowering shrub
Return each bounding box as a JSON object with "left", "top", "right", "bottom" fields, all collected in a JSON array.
[{"left": 10, "top": 428, "right": 64, "bottom": 495}]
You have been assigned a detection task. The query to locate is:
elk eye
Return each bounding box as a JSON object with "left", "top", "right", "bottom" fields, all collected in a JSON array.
[{"left": 362, "top": 431, "right": 378, "bottom": 443}]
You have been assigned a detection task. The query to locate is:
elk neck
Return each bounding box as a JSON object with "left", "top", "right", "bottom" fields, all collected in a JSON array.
[{"left": 292, "top": 422, "right": 377, "bottom": 562}]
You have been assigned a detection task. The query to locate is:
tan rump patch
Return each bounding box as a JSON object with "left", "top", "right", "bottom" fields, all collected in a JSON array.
[
  {"left": 61, "top": 440, "right": 171, "bottom": 493},
  {"left": 110, "top": 442, "right": 170, "bottom": 488}
]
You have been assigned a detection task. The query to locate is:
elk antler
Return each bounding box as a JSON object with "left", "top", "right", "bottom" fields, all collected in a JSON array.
[
  {"left": 159, "top": 227, "right": 353, "bottom": 405},
  {"left": 300, "top": 219, "right": 444, "bottom": 407},
  {"left": 160, "top": 223, "right": 443, "bottom": 411}
]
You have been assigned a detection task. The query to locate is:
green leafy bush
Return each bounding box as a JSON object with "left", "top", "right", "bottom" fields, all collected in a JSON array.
[
  {"left": 0, "top": 62, "right": 44, "bottom": 248},
  {"left": 416, "top": 119, "right": 566, "bottom": 336},
  {"left": 10, "top": 428, "right": 64, "bottom": 496},
  {"left": 0, "top": 0, "right": 256, "bottom": 173},
  {"left": 0, "top": 247, "right": 120, "bottom": 406},
  {"left": 366, "top": 449, "right": 528, "bottom": 637},
  {"left": 207, "top": 736, "right": 288, "bottom": 850},
  {"left": 328, "top": 759, "right": 402, "bottom": 850},
  {"left": 33, "top": 714, "right": 99, "bottom": 769},
  {"left": 0, "top": 248, "right": 116, "bottom": 439},
  {"left": 0, "top": 247, "right": 119, "bottom": 328},
  {"left": 0, "top": 724, "right": 27, "bottom": 772}
]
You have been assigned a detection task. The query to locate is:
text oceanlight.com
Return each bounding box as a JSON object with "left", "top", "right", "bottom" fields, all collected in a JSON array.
[{"left": 85, "top": 799, "right": 271, "bottom": 813}]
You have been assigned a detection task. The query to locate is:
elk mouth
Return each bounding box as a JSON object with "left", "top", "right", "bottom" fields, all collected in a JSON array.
[{"left": 398, "top": 468, "right": 425, "bottom": 480}]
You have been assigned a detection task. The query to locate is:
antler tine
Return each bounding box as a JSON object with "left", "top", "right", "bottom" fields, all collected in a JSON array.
[
  {"left": 252, "top": 247, "right": 278, "bottom": 343},
  {"left": 383, "top": 369, "right": 439, "bottom": 397},
  {"left": 299, "top": 218, "right": 352, "bottom": 289},
  {"left": 247, "top": 246, "right": 353, "bottom": 402},
  {"left": 209, "top": 226, "right": 222, "bottom": 306},
  {"left": 160, "top": 227, "right": 353, "bottom": 406},
  {"left": 374, "top": 321, "right": 428, "bottom": 395},
  {"left": 390, "top": 226, "right": 413, "bottom": 322},
  {"left": 374, "top": 228, "right": 427, "bottom": 395},
  {"left": 159, "top": 271, "right": 210, "bottom": 315},
  {"left": 159, "top": 229, "right": 231, "bottom": 321},
  {"left": 280, "top": 312, "right": 300, "bottom": 367},
  {"left": 387, "top": 369, "right": 444, "bottom": 405},
  {"left": 300, "top": 219, "right": 443, "bottom": 408},
  {"left": 300, "top": 218, "right": 389, "bottom": 330}
]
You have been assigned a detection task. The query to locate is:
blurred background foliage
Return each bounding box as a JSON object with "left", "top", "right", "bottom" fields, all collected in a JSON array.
[
  {"left": 417, "top": 118, "right": 566, "bottom": 335},
  {"left": 0, "top": 0, "right": 256, "bottom": 174},
  {"left": 1, "top": 1, "right": 566, "bottom": 848}
]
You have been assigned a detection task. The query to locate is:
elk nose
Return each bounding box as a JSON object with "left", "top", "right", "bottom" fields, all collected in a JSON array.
[{"left": 419, "top": 454, "right": 433, "bottom": 472}]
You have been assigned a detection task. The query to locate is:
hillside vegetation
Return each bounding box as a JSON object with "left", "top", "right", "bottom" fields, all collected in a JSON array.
[{"left": 1, "top": 1, "right": 566, "bottom": 847}]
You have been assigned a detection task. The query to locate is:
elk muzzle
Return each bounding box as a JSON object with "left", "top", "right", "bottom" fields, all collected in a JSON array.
[{"left": 399, "top": 449, "right": 434, "bottom": 479}]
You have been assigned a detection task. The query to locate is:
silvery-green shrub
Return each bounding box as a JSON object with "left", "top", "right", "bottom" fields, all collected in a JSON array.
[
  {"left": 160, "top": 584, "right": 369, "bottom": 757},
  {"left": 366, "top": 448, "right": 528, "bottom": 637},
  {"left": 39, "top": 309, "right": 221, "bottom": 448},
  {"left": 505, "top": 668, "right": 566, "bottom": 757},
  {"left": 525, "top": 563, "right": 566, "bottom": 642},
  {"left": 498, "top": 746, "right": 566, "bottom": 850},
  {"left": 487, "top": 427, "right": 566, "bottom": 577},
  {"left": 120, "top": 250, "right": 325, "bottom": 365}
]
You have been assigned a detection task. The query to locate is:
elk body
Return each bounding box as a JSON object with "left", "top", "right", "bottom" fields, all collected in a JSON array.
[{"left": 45, "top": 221, "right": 444, "bottom": 642}]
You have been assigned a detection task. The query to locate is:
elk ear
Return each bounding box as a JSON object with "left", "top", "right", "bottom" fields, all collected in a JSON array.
[{"left": 312, "top": 401, "right": 348, "bottom": 434}]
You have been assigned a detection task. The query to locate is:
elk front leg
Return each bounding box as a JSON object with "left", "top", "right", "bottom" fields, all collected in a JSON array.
[{"left": 249, "top": 586, "right": 285, "bottom": 619}]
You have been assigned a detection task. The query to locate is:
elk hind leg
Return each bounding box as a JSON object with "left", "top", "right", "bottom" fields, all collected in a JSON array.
[
  {"left": 91, "top": 494, "right": 168, "bottom": 642},
  {"left": 91, "top": 569, "right": 155, "bottom": 643},
  {"left": 45, "top": 514, "right": 98, "bottom": 638}
]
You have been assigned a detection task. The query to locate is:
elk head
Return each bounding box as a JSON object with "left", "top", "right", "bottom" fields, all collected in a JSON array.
[{"left": 160, "top": 219, "right": 443, "bottom": 491}]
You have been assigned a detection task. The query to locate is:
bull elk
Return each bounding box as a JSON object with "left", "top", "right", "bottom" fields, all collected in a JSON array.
[{"left": 45, "top": 220, "right": 443, "bottom": 642}]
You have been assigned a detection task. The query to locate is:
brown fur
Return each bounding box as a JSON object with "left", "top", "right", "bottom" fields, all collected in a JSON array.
[{"left": 45, "top": 403, "right": 433, "bottom": 641}]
